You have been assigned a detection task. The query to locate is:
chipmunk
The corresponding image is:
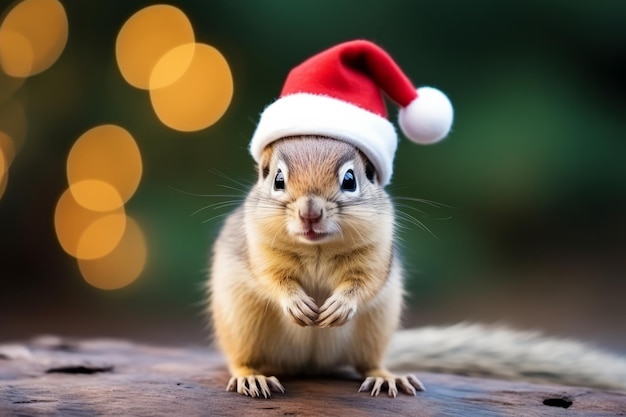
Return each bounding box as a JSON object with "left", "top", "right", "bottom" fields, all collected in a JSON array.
[
  {"left": 207, "top": 40, "right": 626, "bottom": 398},
  {"left": 209, "top": 136, "right": 421, "bottom": 398}
]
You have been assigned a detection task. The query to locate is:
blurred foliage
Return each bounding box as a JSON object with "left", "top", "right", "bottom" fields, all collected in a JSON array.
[{"left": 1, "top": 0, "right": 625, "bottom": 339}]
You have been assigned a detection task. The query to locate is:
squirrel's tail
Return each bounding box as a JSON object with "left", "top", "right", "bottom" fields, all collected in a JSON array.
[{"left": 385, "top": 323, "right": 626, "bottom": 390}]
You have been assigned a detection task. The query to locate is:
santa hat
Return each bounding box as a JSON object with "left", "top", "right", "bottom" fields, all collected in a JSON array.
[{"left": 249, "top": 40, "right": 453, "bottom": 185}]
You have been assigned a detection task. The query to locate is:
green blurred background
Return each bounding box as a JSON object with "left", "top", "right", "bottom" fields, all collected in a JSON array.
[{"left": 1, "top": 0, "right": 625, "bottom": 351}]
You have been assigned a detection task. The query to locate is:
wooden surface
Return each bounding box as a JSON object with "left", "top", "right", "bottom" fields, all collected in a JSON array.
[{"left": 1, "top": 336, "right": 625, "bottom": 416}]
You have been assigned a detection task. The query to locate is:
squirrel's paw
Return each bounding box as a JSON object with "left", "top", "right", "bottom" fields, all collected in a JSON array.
[
  {"left": 358, "top": 374, "right": 425, "bottom": 397},
  {"left": 280, "top": 291, "right": 319, "bottom": 327},
  {"left": 316, "top": 293, "right": 357, "bottom": 328},
  {"left": 226, "top": 374, "right": 285, "bottom": 398}
]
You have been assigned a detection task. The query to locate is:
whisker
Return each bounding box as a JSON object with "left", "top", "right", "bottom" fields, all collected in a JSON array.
[
  {"left": 393, "top": 202, "right": 430, "bottom": 217},
  {"left": 201, "top": 213, "right": 233, "bottom": 224},
  {"left": 392, "top": 195, "right": 455, "bottom": 209},
  {"left": 395, "top": 210, "right": 440, "bottom": 241},
  {"left": 192, "top": 201, "right": 244, "bottom": 216},
  {"left": 211, "top": 169, "right": 254, "bottom": 189},
  {"left": 394, "top": 203, "right": 452, "bottom": 221},
  {"left": 167, "top": 185, "right": 240, "bottom": 199},
  {"left": 217, "top": 184, "right": 249, "bottom": 194}
]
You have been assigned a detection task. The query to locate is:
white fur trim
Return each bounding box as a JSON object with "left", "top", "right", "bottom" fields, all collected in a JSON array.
[
  {"left": 250, "top": 93, "right": 397, "bottom": 185},
  {"left": 399, "top": 87, "right": 453, "bottom": 145}
]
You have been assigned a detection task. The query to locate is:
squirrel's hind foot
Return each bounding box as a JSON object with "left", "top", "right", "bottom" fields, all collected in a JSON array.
[
  {"left": 226, "top": 372, "right": 285, "bottom": 398},
  {"left": 358, "top": 370, "right": 425, "bottom": 397}
]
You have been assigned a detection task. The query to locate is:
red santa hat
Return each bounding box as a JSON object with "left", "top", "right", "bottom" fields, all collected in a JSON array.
[{"left": 249, "top": 40, "right": 453, "bottom": 185}]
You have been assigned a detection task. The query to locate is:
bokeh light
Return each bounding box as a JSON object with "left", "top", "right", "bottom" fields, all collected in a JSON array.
[
  {"left": 0, "top": 29, "right": 33, "bottom": 77},
  {"left": 57, "top": 123, "right": 146, "bottom": 289},
  {"left": 0, "top": 66, "right": 25, "bottom": 104},
  {"left": 77, "top": 213, "right": 128, "bottom": 260},
  {"left": 0, "top": 131, "right": 14, "bottom": 200},
  {"left": 78, "top": 216, "right": 147, "bottom": 290},
  {"left": 0, "top": 0, "right": 68, "bottom": 77},
  {"left": 0, "top": 101, "right": 27, "bottom": 156},
  {"left": 54, "top": 187, "right": 126, "bottom": 260},
  {"left": 69, "top": 179, "right": 124, "bottom": 213},
  {"left": 67, "top": 124, "right": 142, "bottom": 209},
  {"left": 116, "top": 4, "right": 195, "bottom": 90},
  {"left": 149, "top": 43, "right": 233, "bottom": 132},
  {"left": 0, "top": 170, "right": 6, "bottom": 200},
  {"left": 0, "top": 131, "right": 14, "bottom": 168},
  {"left": 0, "top": 147, "right": 6, "bottom": 200},
  {"left": 0, "top": 147, "right": 5, "bottom": 176}
]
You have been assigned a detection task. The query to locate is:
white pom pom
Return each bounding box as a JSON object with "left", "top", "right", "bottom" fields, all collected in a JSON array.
[{"left": 398, "top": 86, "right": 453, "bottom": 145}]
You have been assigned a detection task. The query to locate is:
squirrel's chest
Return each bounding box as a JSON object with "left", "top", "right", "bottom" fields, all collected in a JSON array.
[{"left": 295, "top": 254, "right": 342, "bottom": 303}]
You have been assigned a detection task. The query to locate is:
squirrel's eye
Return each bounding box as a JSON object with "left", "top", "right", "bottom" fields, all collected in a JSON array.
[
  {"left": 341, "top": 169, "right": 357, "bottom": 192},
  {"left": 274, "top": 169, "right": 285, "bottom": 190}
]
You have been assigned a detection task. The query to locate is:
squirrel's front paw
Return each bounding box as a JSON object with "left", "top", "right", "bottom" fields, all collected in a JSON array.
[
  {"left": 317, "top": 293, "right": 357, "bottom": 328},
  {"left": 280, "top": 292, "right": 319, "bottom": 326}
]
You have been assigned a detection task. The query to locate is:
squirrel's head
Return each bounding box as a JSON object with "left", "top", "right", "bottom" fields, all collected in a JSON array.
[{"left": 248, "top": 136, "right": 393, "bottom": 247}]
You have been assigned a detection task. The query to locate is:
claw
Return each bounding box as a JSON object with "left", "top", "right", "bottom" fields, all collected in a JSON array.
[
  {"left": 282, "top": 292, "right": 319, "bottom": 326},
  {"left": 371, "top": 377, "right": 384, "bottom": 397},
  {"left": 358, "top": 376, "right": 374, "bottom": 393},
  {"left": 247, "top": 376, "right": 260, "bottom": 397},
  {"left": 403, "top": 374, "right": 425, "bottom": 393},
  {"left": 267, "top": 376, "right": 285, "bottom": 393},
  {"left": 226, "top": 376, "right": 236, "bottom": 392},
  {"left": 227, "top": 374, "right": 285, "bottom": 398},
  {"left": 359, "top": 373, "right": 424, "bottom": 397},
  {"left": 387, "top": 378, "right": 398, "bottom": 398},
  {"left": 316, "top": 293, "right": 356, "bottom": 328}
]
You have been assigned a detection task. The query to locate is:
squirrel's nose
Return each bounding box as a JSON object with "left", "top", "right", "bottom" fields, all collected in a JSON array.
[
  {"left": 298, "top": 208, "right": 323, "bottom": 223},
  {"left": 297, "top": 196, "right": 324, "bottom": 223}
]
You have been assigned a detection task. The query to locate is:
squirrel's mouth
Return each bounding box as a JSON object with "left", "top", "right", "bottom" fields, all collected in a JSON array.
[{"left": 301, "top": 229, "right": 328, "bottom": 242}]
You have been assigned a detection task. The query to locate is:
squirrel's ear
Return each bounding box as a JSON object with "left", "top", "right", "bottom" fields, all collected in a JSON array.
[
  {"left": 260, "top": 164, "right": 270, "bottom": 179},
  {"left": 364, "top": 161, "right": 377, "bottom": 184},
  {"left": 359, "top": 152, "right": 378, "bottom": 185},
  {"left": 258, "top": 147, "right": 274, "bottom": 179}
]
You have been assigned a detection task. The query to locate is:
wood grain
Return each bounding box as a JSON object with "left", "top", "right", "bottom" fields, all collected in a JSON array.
[{"left": 1, "top": 336, "right": 624, "bottom": 416}]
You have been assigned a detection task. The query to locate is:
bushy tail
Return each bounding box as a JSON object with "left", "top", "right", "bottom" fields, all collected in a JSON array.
[{"left": 385, "top": 323, "right": 626, "bottom": 390}]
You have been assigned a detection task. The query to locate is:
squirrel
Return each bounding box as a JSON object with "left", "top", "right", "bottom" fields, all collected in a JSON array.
[{"left": 207, "top": 135, "right": 626, "bottom": 398}]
